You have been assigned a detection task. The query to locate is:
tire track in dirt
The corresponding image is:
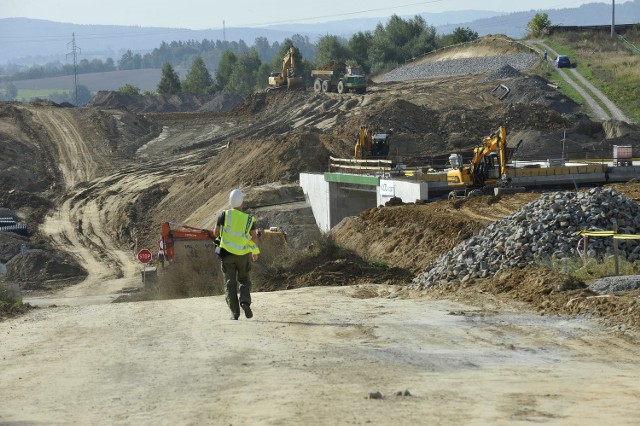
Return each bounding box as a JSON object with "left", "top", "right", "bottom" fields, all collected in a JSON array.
[
  {"left": 32, "top": 107, "right": 103, "bottom": 188},
  {"left": 18, "top": 106, "right": 203, "bottom": 299}
]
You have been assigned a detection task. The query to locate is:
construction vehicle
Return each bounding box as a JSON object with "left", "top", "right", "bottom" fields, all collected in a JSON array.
[
  {"left": 160, "top": 221, "right": 287, "bottom": 262},
  {"left": 311, "top": 63, "right": 367, "bottom": 94},
  {"left": 266, "top": 47, "right": 304, "bottom": 93},
  {"left": 354, "top": 126, "right": 390, "bottom": 159},
  {"left": 446, "top": 126, "right": 511, "bottom": 199}
]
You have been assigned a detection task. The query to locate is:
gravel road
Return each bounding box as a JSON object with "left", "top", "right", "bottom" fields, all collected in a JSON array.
[
  {"left": 2, "top": 285, "right": 640, "bottom": 425},
  {"left": 529, "top": 41, "right": 631, "bottom": 122}
]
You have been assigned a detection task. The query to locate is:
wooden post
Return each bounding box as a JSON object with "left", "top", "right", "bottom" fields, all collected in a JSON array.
[{"left": 612, "top": 219, "right": 619, "bottom": 275}]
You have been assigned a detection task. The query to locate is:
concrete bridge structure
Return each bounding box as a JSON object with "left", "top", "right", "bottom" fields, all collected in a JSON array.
[{"left": 300, "top": 162, "right": 640, "bottom": 232}]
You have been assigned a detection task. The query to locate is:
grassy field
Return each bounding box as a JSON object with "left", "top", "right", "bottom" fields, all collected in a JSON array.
[
  {"left": 11, "top": 68, "right": 187, "bottom": 94},
  {"left": 544, "top": 29, "right": 640, "bottom": 123}
]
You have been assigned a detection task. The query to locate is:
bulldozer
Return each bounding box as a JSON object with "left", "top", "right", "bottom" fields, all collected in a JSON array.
[
  {"left": 354, "top": 126, "right": 390, "bottom": 159},
  {"left": 446, "top": 126, "right": 512, "bottom": 199},
  {"left": 266, "top": 47, "right": 304, "bottom": 93}
]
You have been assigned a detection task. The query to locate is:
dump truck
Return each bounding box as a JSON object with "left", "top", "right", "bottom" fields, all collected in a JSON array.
[{"left": 311, "top": 63, "right": 366, "bottom": 94}]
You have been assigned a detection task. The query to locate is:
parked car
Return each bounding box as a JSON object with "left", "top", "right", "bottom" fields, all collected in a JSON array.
[{"left": 555, "top": 55, "right": 571, "bottom": 68}]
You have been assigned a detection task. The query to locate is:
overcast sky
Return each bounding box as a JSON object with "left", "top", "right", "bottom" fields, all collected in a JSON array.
[{"left": 1, "top": 0, "right": 618, "bottom": 29}]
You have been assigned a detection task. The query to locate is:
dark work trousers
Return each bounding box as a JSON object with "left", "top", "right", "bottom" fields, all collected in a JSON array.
[{"left": 221, "top": 253, "right": 252, "bottom": 316}]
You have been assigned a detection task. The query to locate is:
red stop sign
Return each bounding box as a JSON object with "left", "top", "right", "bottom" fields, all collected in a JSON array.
[{"left": 137, "top": 249, "right": 152, "bottom": 264}]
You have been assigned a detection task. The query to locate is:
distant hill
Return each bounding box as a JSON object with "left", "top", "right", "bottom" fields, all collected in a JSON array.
[
  {"left": 437, "top": 1, "right": 640, "bottom": 38},
  {"left": 263, "top": 10, "right": 504, "bottom": 38},
  {"left": 1, "top": 1, "right": 638, "bottom": 66},
  {"left": 0, "top": 18, "right": 315, "bottom": 66}
]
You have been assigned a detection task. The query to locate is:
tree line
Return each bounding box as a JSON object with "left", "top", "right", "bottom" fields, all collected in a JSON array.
[
  {"left": 1, "top": 15, "right": 482, "bottom": 100},
  {"left": 128, "top": 16, "right": 480, "bottom": 97}
]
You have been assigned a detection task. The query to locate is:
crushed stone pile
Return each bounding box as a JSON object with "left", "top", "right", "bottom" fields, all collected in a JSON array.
[
  {"left": 589, "top": 275, "right": 640, "bottom": 293},
  {"left": 383, "top": 54, "right": 537, "bottom": 82},
  {"left": 484, "top": 64, "right": 522, "bottom": 81},
  {"left": 411, "top": 187, "right": 640, "bottom": 289}
]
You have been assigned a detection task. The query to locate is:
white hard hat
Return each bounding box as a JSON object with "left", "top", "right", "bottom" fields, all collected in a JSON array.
[{"left": 229, "top": 189, "right": 244, "bottom": 208}]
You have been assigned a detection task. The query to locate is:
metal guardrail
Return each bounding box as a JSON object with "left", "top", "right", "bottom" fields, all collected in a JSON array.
[{"left": 619, "top": 35, "right": 640, "bottom": 54}]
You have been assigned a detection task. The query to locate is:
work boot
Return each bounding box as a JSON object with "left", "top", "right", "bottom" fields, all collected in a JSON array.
[
  {"left": 240, "top": 302, "right": 253, "bottom": 319},
  {"left": 230, "top": 314, "right": 239, "bottom": 320}
]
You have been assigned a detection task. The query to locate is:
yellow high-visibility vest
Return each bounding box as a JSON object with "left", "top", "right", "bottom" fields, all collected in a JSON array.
[{"left": 219, "top": 209, "right": 260, "bottom": 255}]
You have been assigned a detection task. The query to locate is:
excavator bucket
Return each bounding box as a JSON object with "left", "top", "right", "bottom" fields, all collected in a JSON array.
[{"left": 287, "top": 76, "right": 304, "bottom": 90}]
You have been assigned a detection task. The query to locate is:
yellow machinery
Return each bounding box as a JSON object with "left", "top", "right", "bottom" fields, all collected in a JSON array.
[
  {"left": 354, "top": 126, "right": 390, "bottom": 159},
  {"left": 354, "top": 126, "right": 372, "bottom": 158},
  {"left": 446, "top": 126, "right": 509, "bottom": 197},
  {"left": 267, "top": 47, "right": 304, "bottom": 93}
]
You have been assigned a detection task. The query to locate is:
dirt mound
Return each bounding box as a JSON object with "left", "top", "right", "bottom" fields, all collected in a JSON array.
[
  {"left": 333, "top": 192, "right": 541, "bottom": 274},
  {"left": 502, "top": 74, "right": 581, "bottom": 115},
  {"left": 316, "top": 62, "right": 346, "bottom": 71},
  {"left": 198, "top": 92, "right": 245, "bottom": 112},
  {"left": 4, "top": 249, "right": 87, "bottom": 290},
  {"left": 0, "top": 231, "right": 29, "bottom": 263},
  {"left": 86, "top": 91, "right": 238, "bottom": 113},
  {"left": 257, "top": 242, "right": 413, "bottom": 292},
  {"left": 421, "top": 35, "right": 532, "bottom": 62},
  {"left": 150, "top": 131, "right": 334, "bottom": 227}
]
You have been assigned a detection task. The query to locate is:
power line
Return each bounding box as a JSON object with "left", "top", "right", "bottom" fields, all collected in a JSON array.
[
  {"left": 66, "top": 33, "right": 81, "bottom": 105},
  {"left": 242, "top": 0, "right": 449, "bottom": 27}
]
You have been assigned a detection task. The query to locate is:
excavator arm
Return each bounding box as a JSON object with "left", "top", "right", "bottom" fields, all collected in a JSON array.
[
  {"left": 281, "top": 47, "right": 296, "bottom": 79},
  {"left": 469, "top": 126, "right": 507, "bottom": 185}
]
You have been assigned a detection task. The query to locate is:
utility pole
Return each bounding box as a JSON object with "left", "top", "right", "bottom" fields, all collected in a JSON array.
[
  {"left": 611, "top": 0, "right": 615, "bottom": 38},
  {"left": 223, "top": 20, "right": 226, "bottom": 42},
  {"left": 66, "top": 33, "right": 81, "bottom": 105}
]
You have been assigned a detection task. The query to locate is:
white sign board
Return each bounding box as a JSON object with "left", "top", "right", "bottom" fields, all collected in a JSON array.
[{"left": 380, "top": 180, "right": 395, "bottom": 197}]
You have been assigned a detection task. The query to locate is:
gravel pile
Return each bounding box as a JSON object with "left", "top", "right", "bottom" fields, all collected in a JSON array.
[
  {"left": 382, "top": 54, "right": 538, "bottom": 82},
  {"left": 484, "top": 65, "right": 523, "bottom": 82},
  {"left": 589, "top": 275, "right": 640, "bottom": 293},
  {"left": 411, "top": 187, "right": 640, "bottom": 289}
]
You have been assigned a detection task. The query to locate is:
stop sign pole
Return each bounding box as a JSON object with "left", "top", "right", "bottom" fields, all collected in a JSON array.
[{"left": 137, "top": 249, "right": 152, "bottom": 287}]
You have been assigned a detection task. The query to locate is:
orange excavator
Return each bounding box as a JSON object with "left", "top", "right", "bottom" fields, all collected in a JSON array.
[{"left": 160, "top": 221, "right": 287, "bottom": 262}]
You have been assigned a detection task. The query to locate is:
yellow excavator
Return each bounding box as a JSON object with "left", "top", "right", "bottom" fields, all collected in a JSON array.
[
  {"left": 446, "top": 126, "right": 511, "bottom": 198},
  {"left": 266, "top": 47, "right": 304, "bottom": 93},
  {"left": 354, "top": 126, "right": 390, "bottom": 158}
]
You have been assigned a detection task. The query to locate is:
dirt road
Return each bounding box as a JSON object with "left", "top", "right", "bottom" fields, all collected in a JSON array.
[
  {"left": 2, "top": 285, "right": 639, "bottom": 425},
  {"left": 529, "top": 41, "right": 631, "bottom": 122}
]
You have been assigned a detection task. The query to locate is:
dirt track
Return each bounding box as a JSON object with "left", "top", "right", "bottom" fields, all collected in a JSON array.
[{"left": 2, "top": 285, "right": 640, "bottom": 425}]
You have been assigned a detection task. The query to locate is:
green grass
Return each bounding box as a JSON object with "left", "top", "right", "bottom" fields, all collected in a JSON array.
[
  {"left": 17, "top": 88, "right": 70, "bottom": 101},
  {"left": 543, "top": 31, "right": 640, "bottom": 123},
  {"left": 529, "top": 55, "right": 586, "bottom": 107},
  {"left": 539, "top": 255, "right": 640, "bottom": 281}
]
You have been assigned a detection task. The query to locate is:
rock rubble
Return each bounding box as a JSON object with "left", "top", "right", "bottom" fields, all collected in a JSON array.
[
  {"left": 411, "top": 187, "right": 640, "bottom": 289},
  {"left": 382, "top": 54, "right": 538, "bottom": 82}
]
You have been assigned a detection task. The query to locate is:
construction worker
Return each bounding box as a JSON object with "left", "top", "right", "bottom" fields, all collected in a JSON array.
[{"left": 213, "top": 188, "right": 260, "bottom": 320}]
